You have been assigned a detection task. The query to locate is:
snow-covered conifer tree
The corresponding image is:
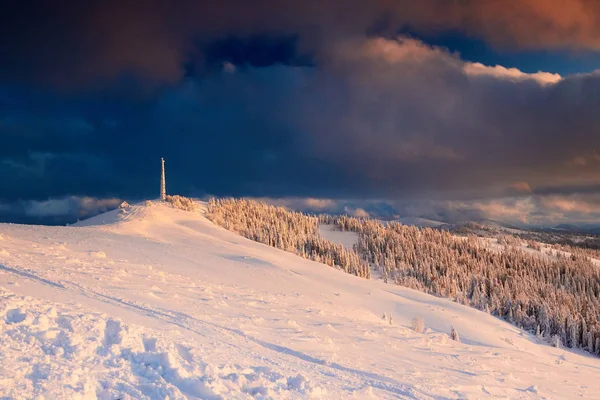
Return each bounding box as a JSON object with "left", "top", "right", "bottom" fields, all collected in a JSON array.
[{"left": 450, "top": 326, "right": 460, "bottom": 342}]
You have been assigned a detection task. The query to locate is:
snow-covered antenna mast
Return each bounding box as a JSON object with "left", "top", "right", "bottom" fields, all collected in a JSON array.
[{"left": 160, "top": 157, "right": 166, "bottom": 201}]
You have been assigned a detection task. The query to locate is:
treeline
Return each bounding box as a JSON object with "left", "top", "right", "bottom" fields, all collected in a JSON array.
[
  {"left": 520, "top": 230, "right": 600, "bottom": 250},
  {"left": 556, "top": 244, "right": 600, "bottom": 262},
  {"left": 206, "top": 198, "right": 370, "bottom": 278},
  {"left": 450, "top": 221, "right": 600, "bottom": 265},
  {"left": 329, "top": 215, "right": 600, "bottom": 355},
  {"left": 518, "top": 233, "right": 600, "bottom": 261}
]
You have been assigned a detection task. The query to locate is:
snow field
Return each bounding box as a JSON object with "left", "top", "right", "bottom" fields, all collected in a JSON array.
[{"left": 0, "top": 201, "right": 599, "bottom": 399}]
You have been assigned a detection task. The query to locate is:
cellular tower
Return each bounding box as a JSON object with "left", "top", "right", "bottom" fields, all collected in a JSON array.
[{"left": 160, "top": 157, "right": 166, "bottom": 201}]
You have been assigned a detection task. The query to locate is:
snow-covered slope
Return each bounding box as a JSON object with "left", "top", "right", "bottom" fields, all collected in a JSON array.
[
  {"left": 393, "top": 217, "right": 445, "bottom": 228},
  {"left": 1, "top": 201, "right": 599, "bottom": 399},
  {"left": 318, "top": 224, "right": 358, "bottom": 250}
]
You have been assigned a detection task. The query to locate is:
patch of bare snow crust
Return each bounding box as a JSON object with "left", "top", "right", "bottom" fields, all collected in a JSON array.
[{"left": 0, "top": 200, "right": 598, "bottom": 399}]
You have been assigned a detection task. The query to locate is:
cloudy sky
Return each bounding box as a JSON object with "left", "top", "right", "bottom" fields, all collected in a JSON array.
[{"left": 2, "top": 0, "right": 600, "bottom": 226}]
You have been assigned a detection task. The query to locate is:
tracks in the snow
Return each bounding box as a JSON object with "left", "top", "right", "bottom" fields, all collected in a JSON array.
[{"left": 0, "top": 259, "right": 436, "bottom": 399}]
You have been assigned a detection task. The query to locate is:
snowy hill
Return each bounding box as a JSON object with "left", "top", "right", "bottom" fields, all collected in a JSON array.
[{"left": 1, "top": 201, "right": 599, "bottom": 399}]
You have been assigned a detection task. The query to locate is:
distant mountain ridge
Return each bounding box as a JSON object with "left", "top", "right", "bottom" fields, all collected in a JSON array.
[{"left": 392, "top": 215, "right": 600, "bottom": 236}]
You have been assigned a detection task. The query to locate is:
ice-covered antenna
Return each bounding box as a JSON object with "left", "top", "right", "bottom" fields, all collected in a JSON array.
[{"left": 160, "top": 157, "right": 166, "bottom": 201}]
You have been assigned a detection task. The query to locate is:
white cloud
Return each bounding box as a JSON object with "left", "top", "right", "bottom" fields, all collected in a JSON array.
[
  {"left": 464, "top": 62, "right": 562, "bottom": 85},
  {"left": 355, "top": 37, "right": 455, "bottom": 65},
  {"left": 350, "top": 37, "right": 561, "bottom": 86},
  {"left": 344, "top": 206, "right": 370, "bottom": 218}
]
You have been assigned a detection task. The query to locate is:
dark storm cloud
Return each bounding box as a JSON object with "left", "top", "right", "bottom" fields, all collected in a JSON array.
[
  {"left": 3, "top": 2, "right": 600, "bottom": 225},
  {"left": 261, "top": 38, "right": 600, "bottom": 202},
  {"left": 3, "top": 0, "right": 600, "bottom": 89},
  {"left": 0, "top": 196, "right": 122, "bottom": 225},
  {"left": 157, "top": 38, "right": 600, "bottom": 225},
  {"left": 3, "top": 36, "right": 600, "bottom": 225}
]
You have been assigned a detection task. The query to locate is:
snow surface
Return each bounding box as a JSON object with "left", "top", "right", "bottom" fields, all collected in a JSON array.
[
  {"left": 393, "top": 217, "right": 445, "bottom": 228},
  {"left": 318, "top": 224, "right": 358, "bottom": 250},
  {"left": 1, "top": 201, "right": 600, "bottom": 399}
]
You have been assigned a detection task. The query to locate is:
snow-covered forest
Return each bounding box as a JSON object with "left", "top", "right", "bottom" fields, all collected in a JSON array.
[
  {"left": 206, "top": 198, "right": 370, "bottom": 278},
  {"left": 334, "top": 215, "right": 600, "bottom": 355},
  {"left": 208, "top": 198, "right": 600, "bottom": 356}
]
